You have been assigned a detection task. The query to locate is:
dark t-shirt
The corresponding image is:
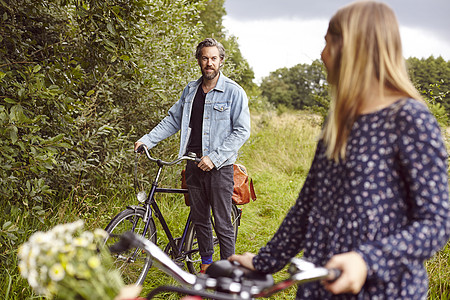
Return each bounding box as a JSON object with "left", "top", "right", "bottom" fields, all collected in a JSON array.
[{"left": 187, "top": 86, "right": 206, "bottom": 153}]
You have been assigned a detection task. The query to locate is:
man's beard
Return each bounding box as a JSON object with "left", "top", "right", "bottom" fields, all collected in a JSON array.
[{"left": 202, "top": 67, "right": 219, "bottom": 80}]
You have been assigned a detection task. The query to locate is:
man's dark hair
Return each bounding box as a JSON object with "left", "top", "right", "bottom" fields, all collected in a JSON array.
[{"left": 195, "top": 38, "right": 226, "bottom": 60}]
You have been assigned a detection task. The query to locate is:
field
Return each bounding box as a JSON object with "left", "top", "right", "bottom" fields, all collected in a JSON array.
[
  {"left": 138, "top": 110, "right": 450, "bottom": 299},
  {"left": 4, "top": 110, "right": 449, "bottom": 299}
]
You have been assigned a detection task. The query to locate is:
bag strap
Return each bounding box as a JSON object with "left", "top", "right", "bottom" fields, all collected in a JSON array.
[{"left": 249, "top": 178, "right": 257, "bottom": 201}]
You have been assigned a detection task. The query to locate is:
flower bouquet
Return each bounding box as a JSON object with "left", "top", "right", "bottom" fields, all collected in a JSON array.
[{"left": 18, "top": 220, "right": 141, "bottom": 299}]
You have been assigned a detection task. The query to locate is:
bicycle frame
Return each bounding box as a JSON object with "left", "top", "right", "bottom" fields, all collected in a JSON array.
[
  {"left": 108, "top": 146, "right": 242, "bottom": 281},
  {"left": 135, "top": 150, "right": 194, "bottom": 260}
]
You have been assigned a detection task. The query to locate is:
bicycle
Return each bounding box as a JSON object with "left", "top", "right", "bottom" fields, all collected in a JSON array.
[
  {"left": 104, "top": 146, "right": 242, "bottom": 285},
  {"left": 110, "top": 231, "right": 342, "bottom": 300}
]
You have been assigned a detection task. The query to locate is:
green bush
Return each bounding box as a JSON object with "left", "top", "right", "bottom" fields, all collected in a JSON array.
[{"left": 0, "top": 0, "right": 206, "bottom": 297}]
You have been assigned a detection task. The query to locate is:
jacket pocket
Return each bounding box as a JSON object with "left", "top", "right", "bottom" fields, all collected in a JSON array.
[{"left": 213, "top": 102, "right": 230, "bottom": 120}]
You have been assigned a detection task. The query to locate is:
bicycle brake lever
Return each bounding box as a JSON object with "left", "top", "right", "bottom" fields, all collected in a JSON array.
[
  {"left": 288, "top": 258, "right": 341, "bottom": 284},
  {"left": 288, "top": 258, "right": 316, "bottom": 273}
]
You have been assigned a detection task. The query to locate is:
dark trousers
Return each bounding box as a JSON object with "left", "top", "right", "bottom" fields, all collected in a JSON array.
[{"left": 185, "top": 160, "right": 235, "bottom": 260}]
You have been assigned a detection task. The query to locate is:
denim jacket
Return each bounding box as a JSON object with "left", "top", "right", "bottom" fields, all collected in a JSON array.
[{"left": 138, "top": 73, "right": 250, "bottom": 169}]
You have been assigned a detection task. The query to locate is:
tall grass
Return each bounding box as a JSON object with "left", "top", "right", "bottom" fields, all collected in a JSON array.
[{"left": 3, "top": 109, "right": 449, "bottom": 299}]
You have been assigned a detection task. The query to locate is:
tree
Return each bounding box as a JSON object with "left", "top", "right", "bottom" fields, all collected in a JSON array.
[
  {"left": 407, "top": 56, "right": 450, "bottom": 115},
  {"left": 260, "top": 60, "right": 329, "bottom": 111}
]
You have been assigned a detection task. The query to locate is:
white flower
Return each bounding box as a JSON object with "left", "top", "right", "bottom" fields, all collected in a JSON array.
[
  {"left": 67, "top": 220, "right": 84, "bottom": 233},
  {"left": 49, "top": 263, "right": 65, "bottom": 282},
  {"left": 18, "top": 220, "right": 124, "bottom": 298},
  {"left": 27, "top": 269, "right": 39, "bottom": 288},
  {"left": 80, "top": 231, "right": 94, "bottom": 244},
  {"left": 61, "top": 243, "right": 75, "bottom": 254},
  {"left": 52, "top": 224, "right": 67, "bottom": 236},
  {"left": 66, "top": 263, "right": 75, "bottom": 276},
  {"left": 17, "top": 243, "right": 30, "bottom": 261},
  {"left": 26, "top": 245, "right": 40, "bottom": 269},
  {"left": 87, "top": 256, "right": 101, "bottom": 269},
  {"left": 18, "top": 261, "right": 28, "bottom": 278},
  {"left": 29, "top": 231, "right": 53, "bottom": 248},
  {"left": 73, "top": 236, "right": 89, "bottom": 247},
  {"left": 94, "top": 228, "right": 108, "bottom": 239},
  {"left": 39, "top": 266, "right": 48, "bottom": 282}
]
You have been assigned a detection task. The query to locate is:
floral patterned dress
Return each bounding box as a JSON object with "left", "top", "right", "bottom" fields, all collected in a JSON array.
[{"left": 253, "top": 99, "right": 449, "bottom": 299}]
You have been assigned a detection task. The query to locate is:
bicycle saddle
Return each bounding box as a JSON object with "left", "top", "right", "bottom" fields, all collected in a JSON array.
[{"left": 206, "top": 260, "right": 274, "bottom": 290}]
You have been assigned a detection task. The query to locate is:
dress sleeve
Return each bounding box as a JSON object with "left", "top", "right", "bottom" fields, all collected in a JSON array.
[
  {"left": 356, "top": 103, "right": 450, "bottom": 281},
  {"left": 252, "top": 143, "right": 322, "bottom": 274}
]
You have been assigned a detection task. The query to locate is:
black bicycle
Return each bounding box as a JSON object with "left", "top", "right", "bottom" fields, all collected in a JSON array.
[
  {"left": 104, "top": 146, "right": 242, "bottom": 285},
  {"left": 110, "top": 231, "right": 342, "bottom": 300}
]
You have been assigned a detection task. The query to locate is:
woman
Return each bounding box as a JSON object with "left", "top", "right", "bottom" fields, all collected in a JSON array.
[{"left": 230, "top": 1, "right": 449, "bottom": 299}]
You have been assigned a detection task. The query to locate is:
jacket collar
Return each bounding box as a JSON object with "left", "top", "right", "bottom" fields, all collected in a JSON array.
[{"left": 189, "top": 72, "right": 226, "bottom": 93}]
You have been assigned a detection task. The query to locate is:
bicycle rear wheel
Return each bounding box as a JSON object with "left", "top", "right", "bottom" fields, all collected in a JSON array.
[
  {"left": 184, "top": 205, "right": 241, "bottom": 274},
  {"left": 104, "top": 207, "right": 156, "bottom": 285}
]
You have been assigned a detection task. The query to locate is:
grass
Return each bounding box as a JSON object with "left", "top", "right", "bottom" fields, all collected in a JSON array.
[{"left": 2, "top": 109, "right": 449, "bottom": 299}]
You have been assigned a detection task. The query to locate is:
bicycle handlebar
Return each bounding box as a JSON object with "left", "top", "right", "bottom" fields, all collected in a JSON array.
[
  {"left": 109, "top": 231, "right": 341, "bottom": 299},
  {"left": 136, "top": 144, "right": 201, "bottom": 165}
]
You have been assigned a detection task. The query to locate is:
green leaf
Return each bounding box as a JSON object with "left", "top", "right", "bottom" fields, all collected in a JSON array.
[
  {"left": 120, "top": 55, "right": 130, "bottom": 61},
  {"left": 57, "top": 142, "right": 72, "bottom": 148},
  {"left": 4, "top": 98, "right": 16, "bottom": 104},
  {"left": 2, "top": 221, "right": 12, "bottom": 230},
  {"left": 8, "top": 126, "right": 18, "bottom": 144},
  {"left": 33, "top": 65, "right": 42, "bottom": 73},
  {"left": 107, "top": 22, "right": 115, "bottom": 34},
  {"left": 103, "top": 39, "right": 117, "bottom": 49},
  {"left": 86, "top": 90, "right": 95, "bottom": 96},
  {"left": 9, "top": 104, "right": 30, "bottom": 123}
]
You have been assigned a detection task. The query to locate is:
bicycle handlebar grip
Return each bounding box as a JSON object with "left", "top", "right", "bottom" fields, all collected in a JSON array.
[
  {"left": 136, "top": 144, "right": 145, "bottom": 153},
  {"left": 187, "top": 152, "right": 202, "bottom": 163},
  {"left": 327, "top": 268, "right": 342, "bottom": 283}
]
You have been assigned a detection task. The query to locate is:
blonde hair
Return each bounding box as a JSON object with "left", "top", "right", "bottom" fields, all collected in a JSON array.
[{"left": 321, "top": 1, "right": 423, "bottom": 162}]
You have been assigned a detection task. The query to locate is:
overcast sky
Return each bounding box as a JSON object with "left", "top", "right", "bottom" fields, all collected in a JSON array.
[{"left": 223, "top": 0, "right": 450, "bottom": 82}]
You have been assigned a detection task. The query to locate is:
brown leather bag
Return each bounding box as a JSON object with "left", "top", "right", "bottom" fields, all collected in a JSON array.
[
  {"left": 181, "top": 164, "right": 256, "bottom": 206},
  {"left": 232, "top": 164, "right": 257, "bottom": 205}
]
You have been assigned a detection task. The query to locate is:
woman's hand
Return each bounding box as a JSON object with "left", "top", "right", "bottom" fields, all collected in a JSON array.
[
  {"left": 322, "top": 251, "right": 367, "bottom": 294},
  {"left": 228, "top": 252, "right": 256, "bottom": 271}
]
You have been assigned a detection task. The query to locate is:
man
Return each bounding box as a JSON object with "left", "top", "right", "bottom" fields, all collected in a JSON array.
[{"left": 134, "top": 38, "right": 251, "bottom": 273}]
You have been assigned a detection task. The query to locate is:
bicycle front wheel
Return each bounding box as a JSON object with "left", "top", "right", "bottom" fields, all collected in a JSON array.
[
  {"left": 184, "top": 205, "right": 241, "bottom": 274},
  {"left": 104, "top": 207, "right": 156, "bottom": 285}
]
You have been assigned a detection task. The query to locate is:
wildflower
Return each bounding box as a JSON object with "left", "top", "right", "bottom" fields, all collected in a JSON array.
[
  {"left": 73, "top": 236, "right": 89, "bottom": 247},
  {"left": 18, "top": 220, "right": 124, "bottom": 299},
  {"left": 94, "top": 228, "right": 108, "bottom": 239},
  {"left": 88, "top": 256, "right": 101, "bottom": 269},
  {"left": 65, "top": 263, "right": 75, "bottom": 276},
  {"left": 49, "top": 263, "right": 65, "bottom": 281},
  {"left": 18, "top": 260, "right": 28, "bottom": 278}
]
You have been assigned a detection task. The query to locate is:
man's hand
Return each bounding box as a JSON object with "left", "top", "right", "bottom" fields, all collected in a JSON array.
[
  {"left": 322, "top": 251, "right": 367, "bottom": 295},
  {"left": 228, "top": 252, "right": 256, "bottom": 271},
  {"left": 198, "top": 156, "right": 215, "bottom": 171},
  {"left": 134, "top": 141, "right": 146, "bottom": 153}
]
